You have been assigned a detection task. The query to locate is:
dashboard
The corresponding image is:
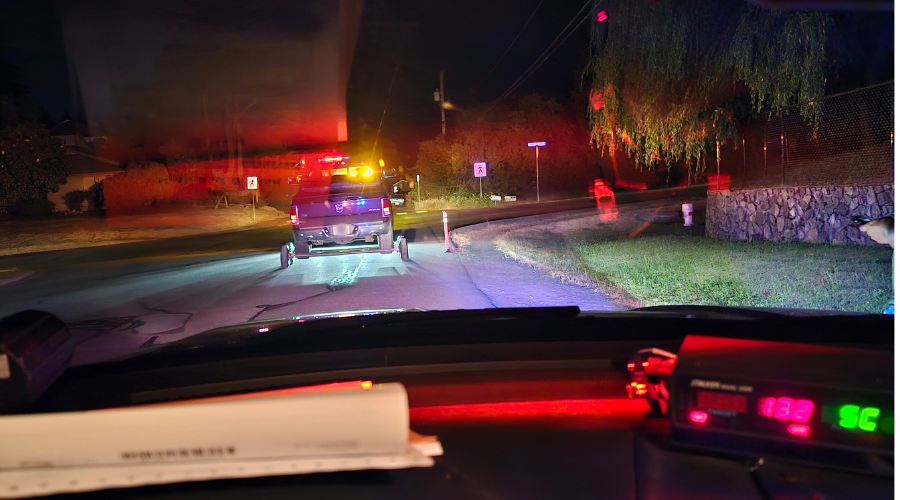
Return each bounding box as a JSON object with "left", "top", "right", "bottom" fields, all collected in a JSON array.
[{"left": 0, "top": 307, "right": 894, "bottom": 499}]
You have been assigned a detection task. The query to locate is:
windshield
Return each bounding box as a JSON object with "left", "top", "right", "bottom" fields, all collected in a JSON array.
[{"left": 0, "top": 0, "right": 893, "bottom": 367}]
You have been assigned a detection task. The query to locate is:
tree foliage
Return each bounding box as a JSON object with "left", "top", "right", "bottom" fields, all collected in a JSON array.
[
  {"left": 415, "top": 95, "right": 597, "bottom": 196},
  {"left": 0, "top": 123, "right": 71, "bottom": 201},
  {"left": 587, "top": 0, "right": 833, "bottom": 170}
]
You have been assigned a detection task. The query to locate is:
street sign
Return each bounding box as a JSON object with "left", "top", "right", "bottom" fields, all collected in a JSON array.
[
  {"left": 504, "top": 195, "right": 517, "bottom": 202},
  {"left": 490, "top": 194, "right": 502, "bottom": 202},
  {"left": 246, "top": 176, "right": 259, "bottom": 221},
  {"left": 473, "top": 162, "right": 487, "bottom": 178},
  {"left": 527, "top": 142, "right": 546, "bottom": 201}
]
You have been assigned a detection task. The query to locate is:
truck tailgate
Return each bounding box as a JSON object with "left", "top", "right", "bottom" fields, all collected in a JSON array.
[{"left": 293, "top": 193, "right": 385, "bottom": 226}]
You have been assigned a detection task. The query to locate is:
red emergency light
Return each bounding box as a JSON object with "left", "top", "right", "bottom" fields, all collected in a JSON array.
[{"left": 318, "top": 155, "right": 347, "bottom": 164}]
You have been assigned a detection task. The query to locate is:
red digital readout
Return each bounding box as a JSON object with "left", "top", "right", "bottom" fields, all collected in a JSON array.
[
  {"left": 689, "top": 411, "right": 709, "bottom": 424},
  {"left": 787, "top": 423, "right": 810, "bottom": 437},
  {"left": 758, "top": 397, "right": 814, "bottom": 423},
  {"left": 696, "top": 391, "right": 748, "bottom": 413}
]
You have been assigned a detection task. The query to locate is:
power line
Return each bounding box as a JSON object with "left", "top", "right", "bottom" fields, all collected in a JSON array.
[
  {"left": 492, "top": 0, "right": 596, "bottom": 106},
  {"left": 491, "top": 0, "right": 600, "bottom": 107},
  {"left": 474, "top": 0, "right": 545, "bottom": 91}
]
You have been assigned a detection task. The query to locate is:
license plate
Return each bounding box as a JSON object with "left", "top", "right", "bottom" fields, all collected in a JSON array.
[{"left": 331, "top": 224, "right": 354, "bottom": 236}]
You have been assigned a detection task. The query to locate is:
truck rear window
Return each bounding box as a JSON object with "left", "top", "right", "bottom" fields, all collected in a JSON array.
[
  {"left": 295, "top": 175, "right": 387, "bottom": 198},
  {"left": 327, "top": 176, "right": 386, "bottom": 195}
]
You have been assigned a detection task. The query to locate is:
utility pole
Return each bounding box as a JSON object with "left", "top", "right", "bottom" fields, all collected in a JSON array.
[
  {"left": 439, "top": 70, "right": 446, "bottom": 136},
  {"left": 433, "top": 71, "right": 449, "bottom": 135}
]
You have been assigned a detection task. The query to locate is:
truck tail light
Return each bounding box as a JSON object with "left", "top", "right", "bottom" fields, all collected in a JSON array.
[
  {"left": 382, "top": 198, "right": 391, "bottom": 218},
  {"left": 290, "top": 206, "right": 299, "bottom": 226}
]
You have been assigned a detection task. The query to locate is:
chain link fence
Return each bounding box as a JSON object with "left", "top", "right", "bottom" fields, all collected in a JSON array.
[{"left": 714, "top": 81, "right": 893, "bottom": 189}]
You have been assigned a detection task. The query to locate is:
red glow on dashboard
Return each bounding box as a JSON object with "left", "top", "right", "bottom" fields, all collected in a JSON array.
[
  {"left": 759, "top": 397, "right": 814, "bottom": 423},
  {"left": 787, "top": 424, "right": 810, "bottom": 437},
  {"left": 597, "top": 10, "right": 608, "bottom": 22},
  {"left": 409, "top": 399, "right": 650, "bottom": 423},
  {"left": 697, "top": 391, "right": 747, "bottom": 413},
  {"left": 137, "top": 380, "right": 374, "bottom": 408},
  {"left": 689, "top": 411, "right": 709, "bottom": 424}
]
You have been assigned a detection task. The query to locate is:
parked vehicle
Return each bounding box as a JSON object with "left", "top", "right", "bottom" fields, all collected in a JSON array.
[{"left": 282, "top": 158, "right": 409, "bottom": 268}]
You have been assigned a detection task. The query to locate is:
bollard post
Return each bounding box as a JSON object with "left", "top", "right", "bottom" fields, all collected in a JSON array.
[{"left": 442, "top": 210, "right": 450, "bottom": 253}]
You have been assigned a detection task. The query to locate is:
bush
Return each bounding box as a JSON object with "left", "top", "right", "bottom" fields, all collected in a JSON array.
[
  {"left": 104, "top": 163, "right": 177, "bottom": 212},
  {"left": 412, "top": 187, "right": 495, "bottom": 210},
  {"left": 63, "top": 190, "right": 88, "bottom": 210},
  {"left": 12, "top": 198, "right": 55, "bottom": 217},
  {"left": 88, "top": 180, "right": 104, "bottom": 209}
]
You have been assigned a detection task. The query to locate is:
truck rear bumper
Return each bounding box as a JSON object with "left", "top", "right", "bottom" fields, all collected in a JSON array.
[{"left": 292, "top": 220, "right": 391, "bottom": 246}]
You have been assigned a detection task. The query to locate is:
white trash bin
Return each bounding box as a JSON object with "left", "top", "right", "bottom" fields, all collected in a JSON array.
[{"left": 682, "top": 201, "right": 693, "bottom": 227}]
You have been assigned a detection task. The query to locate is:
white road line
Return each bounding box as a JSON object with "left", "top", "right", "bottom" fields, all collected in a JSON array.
[{"left": 328, "top": 254, "right": 367, "bottom": 289}]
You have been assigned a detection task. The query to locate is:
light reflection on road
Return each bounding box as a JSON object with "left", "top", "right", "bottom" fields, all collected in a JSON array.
[{"left": 328, "top": 255, "right": 367, "bottom": 290}]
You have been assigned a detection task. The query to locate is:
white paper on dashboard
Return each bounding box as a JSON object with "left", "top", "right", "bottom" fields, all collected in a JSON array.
[{"left": 0, "top": 383, "right": 442, "bottom": 499}]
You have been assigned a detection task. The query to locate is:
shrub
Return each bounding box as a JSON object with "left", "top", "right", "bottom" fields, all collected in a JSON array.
[
  {"left": 63, "top": 190, "right": 88, "bottom": 210},
  {"left": 104, "top": 163, "right": 177, "bottom": 212},
  {"left": 412, "top": 187, "right": 495, "bottom": 210},
  {"left": 88, "top": 180, "right": 104, "bottom": 209},
  {"left": 12, "top": 198, "right": 55, "bottom": 217}
]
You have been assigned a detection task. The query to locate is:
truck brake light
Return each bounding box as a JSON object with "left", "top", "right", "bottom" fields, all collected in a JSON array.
[
  {"left": 290, "top": 206, "right": 299, "bottom": 226},
  {"left": 382, "top": 198, "right": 391, "bottom": 218}
]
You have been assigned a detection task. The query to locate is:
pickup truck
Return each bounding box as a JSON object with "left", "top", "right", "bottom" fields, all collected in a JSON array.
[{"left": 284, "top": 165, "right": 408, "bottom": 267}]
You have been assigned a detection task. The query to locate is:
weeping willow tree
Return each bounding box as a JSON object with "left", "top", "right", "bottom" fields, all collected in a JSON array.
[{"left": 586, "top": 0, "right": 832, "bottom": 175}]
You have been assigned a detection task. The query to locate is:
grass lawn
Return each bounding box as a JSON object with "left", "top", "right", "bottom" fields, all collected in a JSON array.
[
  {"left": 495, "top": 211, "right": 894, "bottom": 314},
  {"left": 0, "top": 205, "right": 285, "bottom": 257},
  {"left": 412, "top": 195, "right": 495, "bottom": 210}
]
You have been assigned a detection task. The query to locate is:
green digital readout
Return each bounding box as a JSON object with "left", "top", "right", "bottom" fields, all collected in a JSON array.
[{"left": 838, "top": 405, "right": 880, "bottom": 432}]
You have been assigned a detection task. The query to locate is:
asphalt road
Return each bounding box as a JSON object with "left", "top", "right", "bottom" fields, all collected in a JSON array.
[{"left": 0, "top": 187, "right": 704, "bottom": 365}]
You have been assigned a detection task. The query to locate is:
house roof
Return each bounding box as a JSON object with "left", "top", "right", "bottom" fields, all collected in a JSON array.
[
  {"left": 67, "top": 151, "right": 123, "bottom": 175},
  {"left": 49, "top": 120, "right": 89, "bottom": 137}
]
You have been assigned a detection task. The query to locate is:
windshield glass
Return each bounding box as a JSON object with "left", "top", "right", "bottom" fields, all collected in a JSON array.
[
  {"left": 327, "top": 176, "right": 386, "bottom": 195},
  {"left": 0, "top": 0, "right": 893, "bottom": 366}
]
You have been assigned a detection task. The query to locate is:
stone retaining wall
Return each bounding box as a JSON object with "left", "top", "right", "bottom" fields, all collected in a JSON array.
[{"left": 706, "top": 184, "right": 894, "bottom": 244}]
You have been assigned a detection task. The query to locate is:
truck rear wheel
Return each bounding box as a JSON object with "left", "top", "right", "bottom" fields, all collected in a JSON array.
[
  {"left": 378, "top": 230, "right": 394, "bottom": 252},
  {"left": 398, "top": 236, "right": 409, "bottom": 261},
  {"left": 280, "top": 244, "right": 290, "bottom": 269},
  {"left": 296, "top": 241, "right": 311, "bottom": 259}
]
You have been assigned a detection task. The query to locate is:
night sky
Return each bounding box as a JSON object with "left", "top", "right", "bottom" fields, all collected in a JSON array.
[
  {"left": 346, "top": 0, "right": 596, "bottom": 163},
  {"left": 0, "top": 0, "right": 69, "bottom": 120},
  {"left": 0, "top": 0, "right": 893, "bottom": 164}
]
